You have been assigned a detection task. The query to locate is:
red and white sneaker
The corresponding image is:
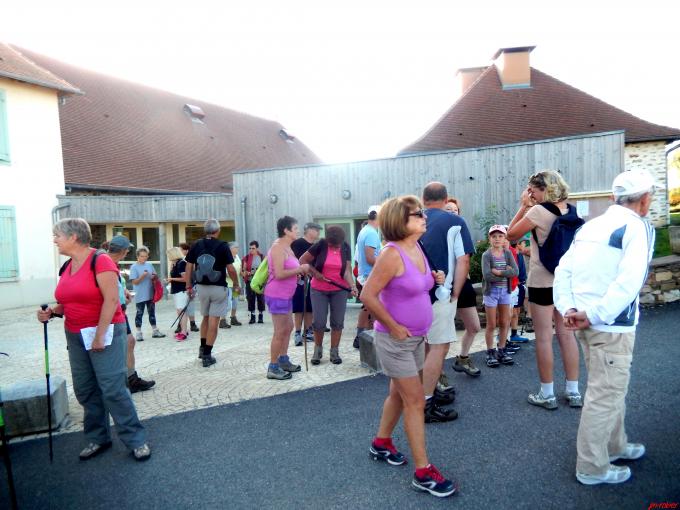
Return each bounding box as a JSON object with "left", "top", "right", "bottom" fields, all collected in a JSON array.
[
  {"left": 369, "top": 438, "right": 407, "bottom": 466},
  {"left": 175, "top": 332, "right": 188, "bottom": 342},
  {"left": 412, "top": 464, "right": 457, "bottom": 497}
]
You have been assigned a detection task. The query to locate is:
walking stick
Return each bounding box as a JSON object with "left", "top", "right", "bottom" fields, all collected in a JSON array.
[
  {"left": 170, "top": 295, "right": 193, "bottom": 329},
  {"left": 302, "top": 276, "right": 309, "bottom": 372},
  {"left": 0, "top": 354, "right": 18, "bottom": 510},
  {"left": 40, "top": 304, "right": 54, "bottom": 463}
]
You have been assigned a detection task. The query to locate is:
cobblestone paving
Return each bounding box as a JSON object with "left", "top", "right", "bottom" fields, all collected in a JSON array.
[{"left": 0, "top": 299, "right": 530, "bottom": 436}]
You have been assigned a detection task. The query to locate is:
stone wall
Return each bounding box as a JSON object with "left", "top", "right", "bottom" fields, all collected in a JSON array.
[
  {"left": 625, "top": 141, "right": 668, "bottom": 226},
  {"left": 640, "top": 255, "right": 680, "bottom": 306}
]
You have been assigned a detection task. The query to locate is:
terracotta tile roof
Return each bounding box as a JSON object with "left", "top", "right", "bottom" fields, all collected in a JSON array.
[
  {"left": 400, "top": 65, "right": 680, "bottom": 154},
  {"left": 16, "top": 46, "right": 321, "bottom": 193},
  {"left": 0, "top": 43, "right": 81, "bottom": 95}
]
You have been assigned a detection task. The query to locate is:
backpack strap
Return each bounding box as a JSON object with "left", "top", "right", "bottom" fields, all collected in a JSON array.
[
  {"left": 58, "top": 259, "right": 72, "bottom": 277},
  {"left": 540, "top": 202, "right": 562, "bottom": 216}
]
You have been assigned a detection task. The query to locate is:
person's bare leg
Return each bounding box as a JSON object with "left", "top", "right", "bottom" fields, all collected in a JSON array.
[
  {"left": 127, "top": 334, "right": 135, "bottom": 372},
  {"left": 200, "top": 316, "right": 209, "bottom": 339},
  {"left": 458, "top": 307, "right": 481, "bottom": 357},
  {"left": 330, "top": 329, "right": 342, "bottom": 348},
  {"left": 314, "top": 329, "right": 324, "bottom": 346},
  {"left": 206, "top": 316, "right": 220, "bottom": 346},
  {"left": 304, "top": 312, "right": 313, "bottom": 331},
  {"left": 422, "top": 343, "right": 450, "bottom": 396},
  {"left": 279, "top": 314, "right": 294, "bottom": 358},
  {"left": 497, "top": 305, "right": 511, "bottom": 349},
  {"left": 554, "top": 308, "right": 579, "bottom": 381},
  {"left": 376, "top": 380, "right": 404, "bottom": 438},
  {"left": 270, "top": 314, "right": 291, "bottom": 363},
  {"left": 511, "top": 307, "right": 520, "bottom": 332},
  {"left": 392, "top": 377, "right": 428, "bottom": 468},
  {"left": 357, "top": 308, "right": 371, "bottom": 329},
  {"left": 484, "top": 306, "right": 497, "bottom": 350},
  {"left": 294, "top": 312, "right": 304, "bottom": 332},
  {"left": 531, "top": 303, "right": 555, "bottom": 383}
]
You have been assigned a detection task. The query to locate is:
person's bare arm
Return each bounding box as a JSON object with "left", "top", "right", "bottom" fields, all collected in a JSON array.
[
  {"left": 364, "top": 245, "right": 377, "bottom": 266},
  {"left": 452, "top": 254, "right": 469, "bottom": 299},
  {"left": 272, "top": 244, "right": 307, "bottom": 279}
]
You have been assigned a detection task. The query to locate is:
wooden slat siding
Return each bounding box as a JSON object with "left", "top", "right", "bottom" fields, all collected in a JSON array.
[
  {"left": 235, "top": 131, "right": 625, "bottom": 249},
  {"left": 56, "top": 194, "right": 235, "bottom": 224}
]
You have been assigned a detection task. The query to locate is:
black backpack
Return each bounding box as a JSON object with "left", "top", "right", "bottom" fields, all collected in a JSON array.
[
  {"left": 194, "top": 239, "right": 222, "bottom": 284},
  {"left": 58, "top": 249, "right": 106, "bottom": 287},
  {"left": 532, "top": 203, "right": 584, "bottom": 274}
]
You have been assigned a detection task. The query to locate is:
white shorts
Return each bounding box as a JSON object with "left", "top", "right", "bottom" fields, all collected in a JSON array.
[
  {"left": 426, "top": 299, "right": 458, "bottom": 345},
  {"left": 510, "top": 287, "right": 519, "bottom": 307},
  {"left": 172, "top": 291, "right": 189, "bottom": 310}
]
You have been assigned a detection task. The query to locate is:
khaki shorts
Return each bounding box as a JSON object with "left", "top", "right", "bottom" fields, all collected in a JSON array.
[
  {"left": 196, "top": 284, "right": 229, "bottom": 317},
  {"left": 374, "top": 331, "right": 425, "bottom": 379},
  {"left": 426, "top": 299, "right": 458, "bottom": 345}
]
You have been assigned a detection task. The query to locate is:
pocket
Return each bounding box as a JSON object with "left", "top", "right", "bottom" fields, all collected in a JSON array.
[{"left": 603, "top": 351, "right": 632, "bottom": 369}]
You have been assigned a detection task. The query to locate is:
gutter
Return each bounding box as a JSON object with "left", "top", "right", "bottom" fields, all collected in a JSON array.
[
  {"left": 51, "top": 203, "right": 70, "bottom": 224},
  {"left": 240, "top": 196, "right": 248, "bottom": 247}
]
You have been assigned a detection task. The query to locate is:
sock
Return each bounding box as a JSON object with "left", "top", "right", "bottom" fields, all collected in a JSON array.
[
  {"left": 373, "top": 437, "right": 393, "bottom": 448},
  {"left": 204, "top": 345, "right": 213, "bottom": 356},
  {"left": 415, "top": 464, "right": 432, "bottom": 478},
  {"left": 269, "top": 362, "right": 279, "bottom": 370},
  {"left": 136, "top": 328, "right": 142, "bottom": 334},
  {"left": 190, "top": 320, "right": 197, "bottom": 325},
  {"left": 295, "top": 330, "right": 301, "bottom": 334},
  {"left": 356, "top": 327, "right": 365, "bottom": 335},
  {"left": 200, "top": 337, "right": 207, "bottom": 347},
  {"left": 127, "top": 368, "right": 135, "bottom": 378},
  {"left": 511, "top": 329, "right": 517, "bottom": 337},
  {"left": 565, "top": 380, "right": 579, "bottom": 394},
  {"left": 458, "top": 355, "right": 469, "bottom": 360},
  {"left": 541, "top": 382, "right": 554, "bottom": 397},
  {"left": 278, "top": 355, "right": 290, "bottom": 363}
]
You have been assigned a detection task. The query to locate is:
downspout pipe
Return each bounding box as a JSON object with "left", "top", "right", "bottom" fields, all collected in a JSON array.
[
  {"left": 240, "top": 196, "right": 247, "bottom": 248},
  {"left": 51, "top": 203, "right": 70, "bottom": 224}
]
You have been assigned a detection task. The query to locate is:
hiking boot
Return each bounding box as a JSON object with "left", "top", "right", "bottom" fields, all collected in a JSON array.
[
  {"left": 485, "top": 349, "right": 500, "bottom": 368},
  {"left": 353, "top": 335, "right": 361, "bottom": 349},
  {"left": 219, "top": 318, "right": 230, "bottom": 329},
  {"left": 79, "top": 441, "right": 112, "bottom": 461},
  {"left": 330, "top": 347, "right": 342, "bottom": 364},
  {"left": 576, "top": 465, "right": 631, "bottom": 485},
  {"left": 190, "top": 321, "right": 199, "bottom": 332},
  {"left": 128, "top": 372, "right": 155, "bottom": 393},
  {"left": 151, "top": 330, "right": 166, "bottom": 338},
  {"left": 305, "top": 327, "right": 314, "bottom": 341},
  {"left": 294, "top": 331, "right": 303, "bottom": 346},
  {"left": 369, "top": 439, "right": 407, "bottom": 466},
  {"left": 424, "top": 399, "right": 458, "bottom": 423},
  {"left": 496, "top": 347, "right": 514, "bottom": 365},
  {"left": 311, "top": 344, "right": 323, "bottom": 365},
  {"left": 565, "top": 392, "right": 583, "bottom": 408},
  {"left": 510, "top": 333, "right": 529, "bottom": 343},
  {"left": 249, "top": 314, "right": 256, "bottom": 324},
  {"left": 504, "top": 341, "right": 521, "bottom": 353},
  {"left": 135, "top": 332, "right": 144, "bottom": 342},
  {"left": 279, "top": 358, "right": 301, "bottom": 372},
  {"left": 258, "top": 313, "right": 264, "bottom": 324},
  {"left": 433, "top": 387, "right": 455, "bottom": 406},
  {"left": 528, "top": 390, "right": 558, "bottom": 410},
  {"left": 436, "top": 382, "right": 456, "bottom": 396},
  {"left": 132, "top": 443, "right": 151, "bottom": 462},
  {"left": 230, "top": 316, "right": 242, "bottom": 326},
  {"left": 202, "top": 354, "right": 217, "bottom": 368},
  {"left": 267, "top": 365, "right": 292, "bottom": 380},
  {"left": 452, "top": 355, "right": 481, "bottom": 377},
  {"left": 412, "top": 464, "right": 457, "bottom": 497},
  {"left": 609, "top": 443, "right": 645, "bottom": 462}
]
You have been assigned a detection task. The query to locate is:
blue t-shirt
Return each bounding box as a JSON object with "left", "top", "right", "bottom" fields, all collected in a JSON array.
[
  {"left": 420, "top": 208, "right": 475, "bottom": 289},
  {"left": 129, "top": 262, "right": 156, "bottom": 303},
  {"left": 356, "top": 224, "right": 381, "bottom": 279}
]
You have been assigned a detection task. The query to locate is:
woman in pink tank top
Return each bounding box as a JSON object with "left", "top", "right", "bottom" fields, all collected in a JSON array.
[
  {"left": 360, "top": 196, "right": 455, "bottom": 497},
  {"left": 264, "top": 216, "right": 310, "bottom": 381}
]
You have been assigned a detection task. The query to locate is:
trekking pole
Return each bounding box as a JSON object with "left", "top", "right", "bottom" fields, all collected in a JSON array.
[
  {"left": 302, "top": 276, "right": 309, "bottom": 372},
  {"left": 40, "top": 304, "right": 54, "bottom": 463},
  {"left": 170, "top": 296, "right": 192, "bottom": 329},
  {"left": 0, "top": 354, "right": 18, "bottom": 510}
]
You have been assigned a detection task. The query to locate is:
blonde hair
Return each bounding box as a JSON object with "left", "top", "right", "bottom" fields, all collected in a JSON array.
[
  {"left": 166, "top": 246, "right": 184, "bottom": 261},
  {"left": 378, "top": 195, "right": 423, "bottom": 242},
  {"left": 529, "top": 170, "right": 570, "bottom": 203}
]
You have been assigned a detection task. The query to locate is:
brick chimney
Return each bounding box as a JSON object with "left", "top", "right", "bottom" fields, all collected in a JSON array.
[
  {"left": 456, "top": 66, "right": 487, "bottom": 96},
  {"left": 492, "top": 46, "right": 535, "bottom": 89}
]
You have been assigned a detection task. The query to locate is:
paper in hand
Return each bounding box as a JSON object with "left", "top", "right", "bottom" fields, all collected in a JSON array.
[{"left": 80, "top": 324, "right": 114, "bottom": 350}]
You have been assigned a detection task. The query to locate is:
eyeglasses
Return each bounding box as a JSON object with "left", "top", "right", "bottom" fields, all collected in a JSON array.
[{"left": 408, "top": 210, "right": 426, "bottom": 218}]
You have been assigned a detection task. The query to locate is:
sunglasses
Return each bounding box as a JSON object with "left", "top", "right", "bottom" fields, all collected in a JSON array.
[{"left": 408, "top": 210, "right": 426, "bottom": 218}]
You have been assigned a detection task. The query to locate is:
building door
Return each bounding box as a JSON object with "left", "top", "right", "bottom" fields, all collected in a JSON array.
[{"left": 318, "top": 219, "right": 354, "bottom": 257}]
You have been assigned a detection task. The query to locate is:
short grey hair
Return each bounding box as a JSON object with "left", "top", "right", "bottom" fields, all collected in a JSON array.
[
  {"left": 614, "top": 188, "right": 654, "bottom": 205},
  {"left": 53, "top": 218, "right": 91, "bottom": 245},
  {"left": 136, "top": 245, "right": 150, "bottom": 256},
  {"left": 204, "top": 219, "right": 220, "bottom": 234},
  {"left": 228, "top": 241, "right": 238, "bottom": 249}
]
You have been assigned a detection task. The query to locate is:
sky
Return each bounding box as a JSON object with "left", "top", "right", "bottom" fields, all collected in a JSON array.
[{"left": 3, "top": 1, "right": 680, "bottom": 164}]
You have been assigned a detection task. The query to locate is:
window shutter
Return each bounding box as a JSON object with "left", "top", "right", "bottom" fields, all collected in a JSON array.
[
  {"left": 0, "top": 89, "right": 9, "bottom": 162},
  {"left": 0, "top": 206, "right": 19, "bottom": 278}
]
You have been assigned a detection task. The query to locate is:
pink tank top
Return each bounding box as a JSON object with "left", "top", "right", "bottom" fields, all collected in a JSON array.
[
  {"left": 375, "top": 242, "right": 434, "bottom": 337},
  {"left": 264, "top": 247, "right": 300, "bottom": 299}
]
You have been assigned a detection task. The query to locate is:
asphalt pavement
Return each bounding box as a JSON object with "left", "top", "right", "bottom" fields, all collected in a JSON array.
[{"left": 1, "top": 303, "right": 679, "bottom": 509}]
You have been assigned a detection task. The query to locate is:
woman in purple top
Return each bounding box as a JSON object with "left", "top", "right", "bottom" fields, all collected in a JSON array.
[
  {"left": 360, "top": 196, "right": 455, "bottom": 498},
  {"left": 264, "top": 216, "right": 310, "bottom": 380}
]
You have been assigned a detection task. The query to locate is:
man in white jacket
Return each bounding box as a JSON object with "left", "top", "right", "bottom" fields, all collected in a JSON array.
[{"left": 553, "top": 169, "right": 656, "bottom": 486}]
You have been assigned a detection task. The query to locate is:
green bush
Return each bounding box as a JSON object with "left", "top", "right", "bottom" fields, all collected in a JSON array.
[
  {"left": 654, "top": 227, "right": 671, "bottom": 258},
  {"left": 469, "top": 239, "right": 489, "bottom": 283}
]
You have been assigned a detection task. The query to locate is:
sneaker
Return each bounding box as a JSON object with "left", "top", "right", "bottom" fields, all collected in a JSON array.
[
  {"left": 257, "top": 314, "right": 264, "bottom": 324},
  {"left": 230, "top": 317, "right": 242, "bottom": 326},
  {"left": 576, "top": 464, "right": 631, "bottom": 485},
  {"left": 504, "top": 341, "right": 521, "bottom": 353},
  {"left": 524, "top": 318, "right": 534, "bottom": 333},
  {"left": 305, "top": 327, "right": 314, "bottom": 340},
  {"left": 202, "top": 354, "right": 217, "bottom": 368},
  {"left": 311, "top": 344, "right": 323, "bottom": 365},
  {"left": 132, "top": 443, "right": 151, "bottom": 462},
  {"left": 249, "top": 314, "right": 256, "bottom": 324},
  {"left": 412, "top": 464, "right": 457, "bottom": 497},
  {"left": 369, "top": 439, "right": 407, "bottom": 466},
  {"left": 79, "top": 441, "right": 112, "bottom": 461},
  {"left": 190, "top": 321, "right": 199, "bottom": 332},
  {"left": 267, "top": 365, "right": 292, "bottom": 380},
  {"left": 135, "top": 332, "right": 144, "bottom": 342},
  {"left": 433, "top": 387, "right": 455, "bottom": 406},
  {"left": 279, "top": 359, "right": 301, "bottom": 372},
  {"left": 174, "top": 332, "right": 186, "bottom": 341},
  {"left": 510, "top": 333, "right": 529, "bottom": 343},
  {"left": 486, "top": 349, "right": 500, "bottom": 368},
  {"left": 528, "top": 390, "right": 558, "bottom": 410},
  {"left": 565, "top": 392, "right": 583, "bottom": 408},
  {"left": 495, "top": 347, "right": 514, "bottom": 365},
  {"left": 128, "top": 372, "right": 156, "bottom": 393},
  {"left": 424, "top": 399, "right": 458, "bottom": 423},
  {"left": 219, "top": 318, "right": 231, "bottom": 329},
  {"left": 151, "top": 330, "right": 166, "bottom": 338},
  {"left": 330, "top": 347, "right": 342, "bottom": 365},
  {"left": 452, "top": 356, "right": 481, "bottom": 377},
  {"left": 609, "top": 443, "right": 645, "bottom": 462},
  {"left": 294, "top": 332, "right": 303, "bottom": 347}
]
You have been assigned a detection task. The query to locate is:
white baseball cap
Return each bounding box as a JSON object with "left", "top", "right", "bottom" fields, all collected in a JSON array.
[{"left": 612, "top": 170, "right": 659, "bottom": 197}]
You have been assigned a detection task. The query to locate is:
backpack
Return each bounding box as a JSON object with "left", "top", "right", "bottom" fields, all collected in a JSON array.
[
  {"left": 532, "top": 203, "right": 584, "bottom": 273},
  {"left": 194, "top": 239, "right": 222, "bottom": 284},
  {"left": 58, "top": 249, "right": 105, "bottom": 287},
  {"left": 250, "top": 257, "right": 269, "bottom": 294}
]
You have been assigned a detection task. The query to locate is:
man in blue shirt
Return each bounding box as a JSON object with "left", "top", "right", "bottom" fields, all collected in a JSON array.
[
  {"left": 353, "top": 206, "right": 381, "bottom": 348},
  {"left": 420, "top": 182, "right": 475, "bottom": 423}
]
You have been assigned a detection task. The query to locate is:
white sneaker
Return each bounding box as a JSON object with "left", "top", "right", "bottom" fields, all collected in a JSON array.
[
  {"left": 135, "top": 332, "right": 144, "bottom": 341},
  {"left": 576, "top": 464, "right": 631, "bottom": 485},
  {"left": 609, "top": 443, "right": 645, "bottom": 462}
]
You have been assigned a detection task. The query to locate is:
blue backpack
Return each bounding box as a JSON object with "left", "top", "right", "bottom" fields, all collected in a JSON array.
[{"left": 531, "top": 203, "right": 584, "bottom": 274}]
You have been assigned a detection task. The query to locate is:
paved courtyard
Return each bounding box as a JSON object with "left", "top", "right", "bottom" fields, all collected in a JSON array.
[{"left": 0, "top": 298, "right": 501, "bottom": 436}]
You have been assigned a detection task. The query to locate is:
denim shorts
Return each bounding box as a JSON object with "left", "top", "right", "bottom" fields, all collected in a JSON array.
[
  {"left": 483, "top": 286, "right": 511, "bottom": 307},
  {"left": 265, "top": 296, "right": 292, "bottom": 315}
]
